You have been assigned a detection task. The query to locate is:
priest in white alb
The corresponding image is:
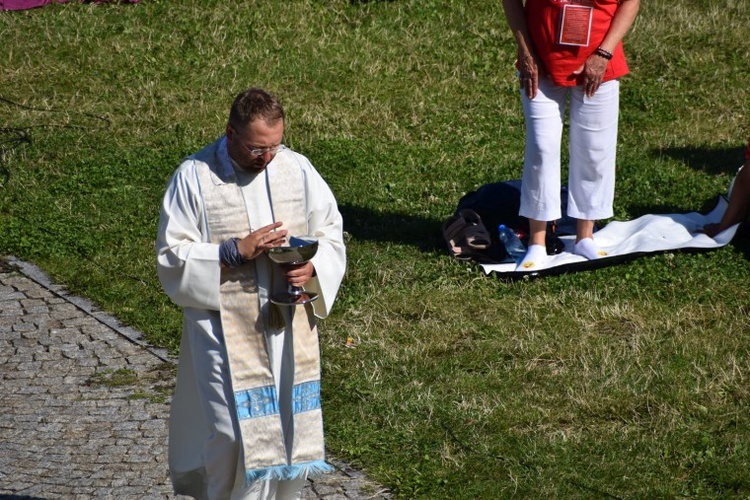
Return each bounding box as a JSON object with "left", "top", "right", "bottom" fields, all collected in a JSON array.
[{"left": 156, "top": 87, "right": 347, "bottom": 500}]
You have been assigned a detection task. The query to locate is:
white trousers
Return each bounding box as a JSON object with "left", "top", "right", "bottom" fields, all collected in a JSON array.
[{"left": 519, "top": 77, "right": 620, "bottom": 222}]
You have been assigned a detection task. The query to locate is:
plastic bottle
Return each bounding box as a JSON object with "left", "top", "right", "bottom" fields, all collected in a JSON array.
[{"left": 498, "top": 224, "right": 526, "bottom": 262}]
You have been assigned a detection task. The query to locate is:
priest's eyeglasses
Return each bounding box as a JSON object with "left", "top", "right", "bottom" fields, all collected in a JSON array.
[{"left": 242, "top": 144, "right": 286, "bottom": 157}]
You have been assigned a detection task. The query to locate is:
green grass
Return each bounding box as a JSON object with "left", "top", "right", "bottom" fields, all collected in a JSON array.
[{"left": 2, "top": 0, "right": 750, "bottom": 497}]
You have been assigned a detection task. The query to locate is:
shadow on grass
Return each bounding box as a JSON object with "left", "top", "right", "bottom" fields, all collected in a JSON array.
[
  {"left": 339, "top": 203, "right": 445, "bottom": 253},
  {"left": 654, "top": 144, "right": 745, "bottom": 176}
]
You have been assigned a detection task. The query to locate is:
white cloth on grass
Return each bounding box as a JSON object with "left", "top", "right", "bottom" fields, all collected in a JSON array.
[{"left": 482, "top": 196, "right": 738, "bottom": 277}]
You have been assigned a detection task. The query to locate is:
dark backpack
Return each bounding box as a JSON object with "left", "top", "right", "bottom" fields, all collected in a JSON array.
[{"left": 454, "top": 180, "right": 572, "bottom": 257}]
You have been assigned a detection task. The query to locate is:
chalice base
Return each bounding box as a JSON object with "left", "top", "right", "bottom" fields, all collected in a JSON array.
[{"left": 270, "top": 291, "right": 319, "bottom": 306}]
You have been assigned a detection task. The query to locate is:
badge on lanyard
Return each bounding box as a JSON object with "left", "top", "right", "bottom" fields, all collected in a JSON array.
[{"left": 558, "top": 4, "right": 594, "bottom": 46}]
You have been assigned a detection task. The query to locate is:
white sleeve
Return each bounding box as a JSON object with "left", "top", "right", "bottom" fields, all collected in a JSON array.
[
  {"left": 302, "top": 159, "right": 347, "bottom": 319},
  {"left": 156, "top": 161, "right": 222, "bottom": 311}
]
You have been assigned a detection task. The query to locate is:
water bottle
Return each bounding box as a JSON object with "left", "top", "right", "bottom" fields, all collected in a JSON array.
[{"left": 498, "top": 224, "right": 526, "bottom": 262}]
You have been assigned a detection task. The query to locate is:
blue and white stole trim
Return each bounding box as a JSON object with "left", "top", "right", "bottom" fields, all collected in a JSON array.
[{"left": 235, "top": 380, "right": 321, "bottom": 420}]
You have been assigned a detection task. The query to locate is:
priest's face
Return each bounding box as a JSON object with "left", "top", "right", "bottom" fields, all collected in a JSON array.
[{"left": 226, "top": 118, "right": 285, "bottom": 172}]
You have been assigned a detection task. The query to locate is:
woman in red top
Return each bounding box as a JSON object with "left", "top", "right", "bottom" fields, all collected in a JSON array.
[
  {"left": 704, "top": 138, "right": 750, "bottom": 237},
  {"left": 502, "top": 0, "right": 639, "bottom": 271}
]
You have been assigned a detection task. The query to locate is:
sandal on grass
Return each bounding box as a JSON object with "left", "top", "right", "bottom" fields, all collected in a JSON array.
[
  {"left": 442, "top": 215, "right": 473, "bottom": 261},
  {"left": 458, "top": 209, "right": 491, "bottom": 250}
]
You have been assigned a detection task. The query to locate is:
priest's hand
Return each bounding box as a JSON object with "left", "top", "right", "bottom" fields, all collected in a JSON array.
[
  {"left": 238, "top": 222, "right": 288, "bottom": 261},
  {"left": 283, "top": 262, "right": 315, "bottom": 288}
]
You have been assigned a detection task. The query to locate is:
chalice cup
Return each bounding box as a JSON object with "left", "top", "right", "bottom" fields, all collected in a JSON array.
[{"left": 267, "top": 236, "right": 319, "bottom": 305}]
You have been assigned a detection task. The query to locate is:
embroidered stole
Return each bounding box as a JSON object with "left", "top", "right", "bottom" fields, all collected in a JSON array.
[{"left": 196, "top": 149, "right": 330, "bottom": 482}]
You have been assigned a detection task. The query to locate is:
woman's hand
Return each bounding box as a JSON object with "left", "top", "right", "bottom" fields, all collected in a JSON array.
[
  {"left": 518, "top": 52, "right": 540, "bottom": 100},
  {"left": 575, "top": 0, "right": 639, "bottom": 97},
  {"left": 573, "top": 54, "right": 608, "bottom": 97},
  {"left": 503, "top": 0, "right": 541, "bottom": 100}
]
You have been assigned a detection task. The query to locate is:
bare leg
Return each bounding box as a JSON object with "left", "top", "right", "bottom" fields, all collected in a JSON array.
[
  {"left": 528, "top": 218, "right": 547, "bottom": 246},
  {"left": 576, "top": 219, "right": 594, "bottom": 242},
  {"left": 704, "top": 161, "right": 750, "bottom": 237}
]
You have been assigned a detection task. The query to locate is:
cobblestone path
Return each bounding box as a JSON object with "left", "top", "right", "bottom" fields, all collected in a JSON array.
[{"left": 0, "top": 256, "right": 390, "bottom": 499}]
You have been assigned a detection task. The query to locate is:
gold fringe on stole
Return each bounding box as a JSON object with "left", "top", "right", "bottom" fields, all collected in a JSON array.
[{"left": 267, "top": 302, "right": 286, "bottom": 331}]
